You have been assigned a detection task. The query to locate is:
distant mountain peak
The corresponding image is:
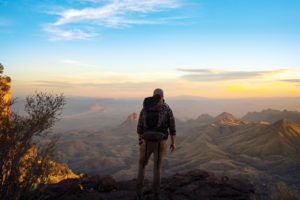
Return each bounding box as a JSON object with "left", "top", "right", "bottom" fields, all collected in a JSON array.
[
  {"left": 128, "top": 112, "right": 139, "bottom": 121},
  {"left": 214, "top": 112, "right": 237, "bottom": 121},
  {"left": 196, "top": 113, "right": 214, "bottom": 121},
  {"left": 120, "top": 112, "right": 139, "bottom": 127},
  {"left": 212, "top": 112, "right": 250, "bottom": 126}
]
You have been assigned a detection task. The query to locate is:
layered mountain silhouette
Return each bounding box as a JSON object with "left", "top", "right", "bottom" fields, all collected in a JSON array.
[
  {"left": 242, "top": 108, "right": 300, "bottom": 123},
  {"left": 52, "top": 111, "right": 300, "bottom": 196}
]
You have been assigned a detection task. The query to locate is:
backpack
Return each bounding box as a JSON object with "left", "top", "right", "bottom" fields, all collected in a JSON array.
[{"left": 141, "top": 94, "right": 165, "bottom": 142}]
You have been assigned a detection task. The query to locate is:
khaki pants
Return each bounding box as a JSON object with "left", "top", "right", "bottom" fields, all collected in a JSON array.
[{"left": 136, "top": 139, "right": 167, "bottom": 196}]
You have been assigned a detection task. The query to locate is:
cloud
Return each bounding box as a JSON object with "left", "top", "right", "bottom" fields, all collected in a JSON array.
[
  {"left": 280, "top": 79, "right": 300, "bottom": 87},
  {"left": 75, "top": 0, "right": 102, "bottom": 3},
  {"left": 33, "top": 80, "right": 155, "bottom": 89},
  {"left": 44, "top": 0, "right": 181, "bottom": 40},
  {"left": 179, "top": 68, "right": 289, "bottom": 82},
  {"left": 52, "top": 0, "right": 179, "bottom": 26},
  {"left": 280, "top": 79, "right": 300, "bottom": 83},
  {"left": 34, "top": 80, "right": 74, "bottom": 88},
  {"left": 177, "top": 68, "right": 229, "bottom": 73},
  {"left": 44, "top": 26, "right": 97, "bottom": 40},
  {"left": 224, "top": 84, "right": 268, "bottom": 93},
  {"left": 60, "top": 59, "right": 101, "bottom": 68}
]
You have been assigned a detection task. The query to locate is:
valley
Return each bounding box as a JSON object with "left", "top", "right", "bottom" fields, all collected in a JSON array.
[{"left": 51, "top": 110, "right": 300, "bottom": 195}]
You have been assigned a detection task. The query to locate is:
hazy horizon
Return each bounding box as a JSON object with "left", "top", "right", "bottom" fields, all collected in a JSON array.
[{"left": 11, "top": 95, "right": 300, "bottom": 131}]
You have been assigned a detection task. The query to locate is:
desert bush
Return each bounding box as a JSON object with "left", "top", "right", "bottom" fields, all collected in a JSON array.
[
  {"left": 270, "top": 182, "right": 299, "bottom": 200},
  {"left": 0, "top": 64, "right": 65, "bottom": 200}
]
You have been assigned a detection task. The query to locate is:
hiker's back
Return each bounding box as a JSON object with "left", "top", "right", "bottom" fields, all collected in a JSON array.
[
  {"left": 141, "top": 94, "right": 166, "bottom": 141},
  {"left": 136, "top": 88, "right": 176, "bottom": 200}
]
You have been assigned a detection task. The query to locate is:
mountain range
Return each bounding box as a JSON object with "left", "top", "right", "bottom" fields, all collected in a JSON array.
[
  {"left": 13, "top": 96, "right": 300, "bottom": 130},
  {"left": 51, "top": 110, "right": 300, "bottom": 196},
  {"left": 242, "top": 108, "right": 300, "bottom": 123}
]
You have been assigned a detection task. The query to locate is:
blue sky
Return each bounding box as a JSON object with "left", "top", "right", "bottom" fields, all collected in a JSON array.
[{"left": 1, "top": 0, "right": 300, "bottom": 98}]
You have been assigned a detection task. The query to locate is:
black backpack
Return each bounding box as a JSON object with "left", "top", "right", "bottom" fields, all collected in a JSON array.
[{"left": 141, "top": 94, "right": 165, "bottom": 142}]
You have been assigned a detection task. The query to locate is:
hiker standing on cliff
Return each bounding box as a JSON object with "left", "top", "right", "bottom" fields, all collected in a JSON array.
[{"left": 136, "top": 88, "right": 176, "bottom": 200}]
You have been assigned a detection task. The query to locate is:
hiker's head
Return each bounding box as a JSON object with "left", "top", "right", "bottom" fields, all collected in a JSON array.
[{"left": 153, "top": 88, "right": 164, "bottom": 98}]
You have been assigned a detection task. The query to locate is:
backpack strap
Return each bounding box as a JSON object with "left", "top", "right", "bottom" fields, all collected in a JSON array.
[
  {"left": 157, "top": 141, "right": 160, "bottom": 170},
  {"left": 143, "top": 141, "right": 148, "bottom": 169}
]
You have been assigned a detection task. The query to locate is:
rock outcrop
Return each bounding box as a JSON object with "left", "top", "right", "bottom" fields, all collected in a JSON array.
[
  {"left": 20, "top": 144, "right": 79, "bottom": 184},
  {"left": 120, "top": 112, "right": 139, "bottom": 127},
  {"left": 38, "top": 169, "right": 255, "bottom": 200}
]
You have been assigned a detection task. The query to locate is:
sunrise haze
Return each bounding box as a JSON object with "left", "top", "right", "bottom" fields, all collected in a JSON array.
[{"left": 1, "top": 0, "right": 300, "bottom": 98}]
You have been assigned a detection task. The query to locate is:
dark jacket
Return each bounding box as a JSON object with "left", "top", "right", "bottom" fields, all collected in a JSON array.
[{"left": 137, "top": 99, "right": 176, "bottom": 140}]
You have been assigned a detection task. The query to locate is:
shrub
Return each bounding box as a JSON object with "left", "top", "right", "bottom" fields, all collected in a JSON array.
[{"left": 0, "top": 64, "right": 65, "bottom": 200}]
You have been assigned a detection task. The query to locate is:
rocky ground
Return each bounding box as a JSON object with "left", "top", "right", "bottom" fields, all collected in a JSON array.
[{"left": 38, "top": 169, "right": 255, "bottom": 200}]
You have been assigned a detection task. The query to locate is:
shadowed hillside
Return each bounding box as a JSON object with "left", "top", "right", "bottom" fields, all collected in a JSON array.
[{"left": 51, "top": 111, "right": 300, "bottom": 197}]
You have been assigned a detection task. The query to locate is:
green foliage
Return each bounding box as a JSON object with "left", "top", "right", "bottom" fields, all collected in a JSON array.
[{"left": 0, "top": 63, "right": 3, "bottom": 74}]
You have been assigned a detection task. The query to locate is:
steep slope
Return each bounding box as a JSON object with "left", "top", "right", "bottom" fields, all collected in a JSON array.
[
  {"left": 216, "top": 119, "right": 300, "bottom": 188},
  {"left": 222, "top": 119, "right": 300, "bottom": 157},
  {"left": 167, "top": 113, "right": 264, "bottom": 181}
]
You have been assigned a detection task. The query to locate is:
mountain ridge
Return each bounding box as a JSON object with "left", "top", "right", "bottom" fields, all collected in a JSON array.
[
  {"left": 242, "top": 108, "right": 300, "bottom": 123},
  {"left": 52, "top": 111, "right": 300, "bottom": 196}
]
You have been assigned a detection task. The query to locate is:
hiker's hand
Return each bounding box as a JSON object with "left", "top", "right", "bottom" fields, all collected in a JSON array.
[
  {"left": 170, "top": 143, "right": 176, "bottom": 152},
  {"left": 138, "top": 138, "right": 143, "bottom": 146}
]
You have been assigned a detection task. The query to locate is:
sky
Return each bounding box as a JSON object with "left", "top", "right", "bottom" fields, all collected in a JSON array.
[{"left": 1, "top": 0, "right": 300, "bottom": 98}]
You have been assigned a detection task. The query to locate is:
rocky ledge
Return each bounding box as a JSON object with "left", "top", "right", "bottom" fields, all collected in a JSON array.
[{"left": 38, "top": 169, "right": 255, "bottom": 200}]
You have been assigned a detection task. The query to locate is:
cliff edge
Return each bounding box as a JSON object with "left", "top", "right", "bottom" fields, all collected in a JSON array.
[{"left": 38, "top": 169, "right": 255, "bottom": 200}]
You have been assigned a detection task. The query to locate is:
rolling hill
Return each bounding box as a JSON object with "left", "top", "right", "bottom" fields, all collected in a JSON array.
[{"left": 52, "top": 111, "right": 300, "bottom": 196}]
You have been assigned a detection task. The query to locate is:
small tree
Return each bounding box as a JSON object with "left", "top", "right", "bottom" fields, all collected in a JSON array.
[{"left": 0, "top": 64, "right": 65, "bottom": 200}]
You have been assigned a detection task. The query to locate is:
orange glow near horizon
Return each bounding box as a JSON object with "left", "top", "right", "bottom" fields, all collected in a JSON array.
[{"left": 10, "top": 76, "right": 300, "bottom": 99}]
